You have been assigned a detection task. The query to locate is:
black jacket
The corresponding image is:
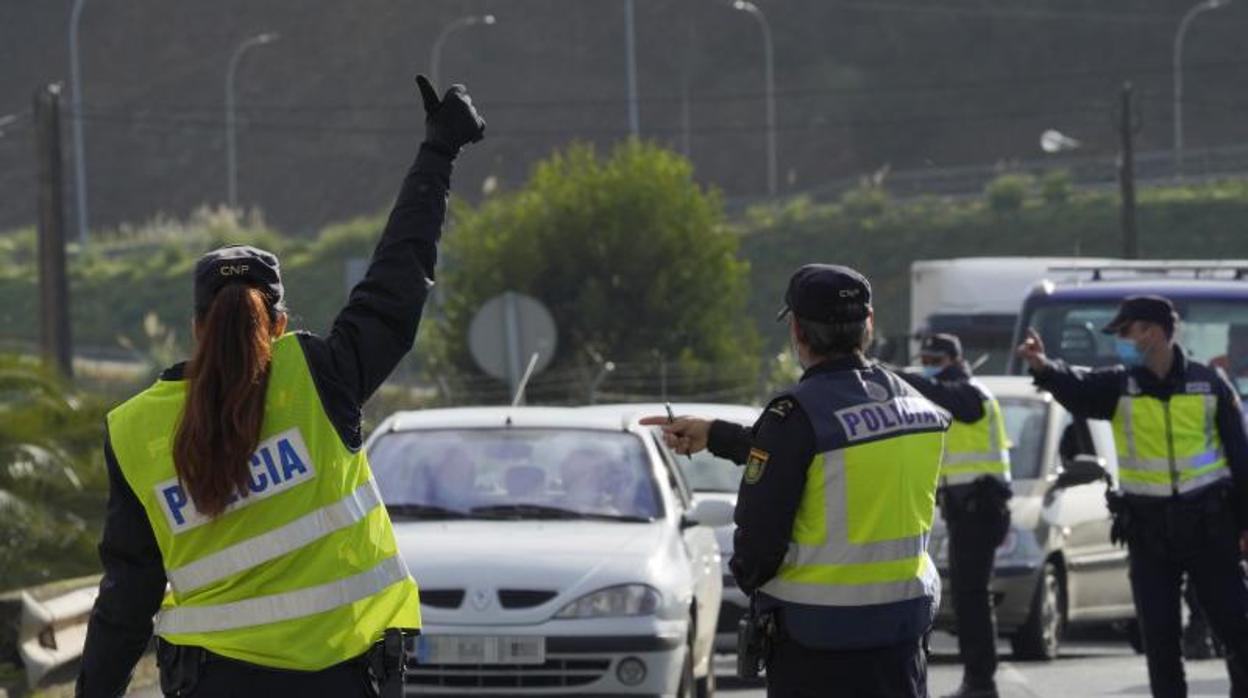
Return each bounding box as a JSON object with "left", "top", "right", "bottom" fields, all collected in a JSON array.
[
  {"left": 895, "top": 362, "right": 986, "bottom": 424},
  {"left": 75, "top": 145, "right": 453, "bottom": 698},
  {"left": 1031, "top": 345, "right": 1248, "bottom": 526}
]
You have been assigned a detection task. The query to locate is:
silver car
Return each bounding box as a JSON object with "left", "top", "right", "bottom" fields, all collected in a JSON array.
[{"left": 927, "top": 376, "right": 1134, "bottom": 660}]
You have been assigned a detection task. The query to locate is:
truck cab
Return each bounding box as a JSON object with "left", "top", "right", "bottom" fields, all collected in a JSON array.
[{"left": 1006, "top": 264, "right": 1248, "bottom": 396}]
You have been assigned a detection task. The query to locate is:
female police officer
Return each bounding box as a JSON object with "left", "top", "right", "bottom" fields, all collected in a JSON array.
[{"left": 75, "top": 76, "right": 484, "bottom": 698}]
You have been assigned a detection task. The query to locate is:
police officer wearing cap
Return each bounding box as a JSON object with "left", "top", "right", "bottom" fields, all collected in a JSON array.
[
  {"left": 897, "top": 334, "right": 1011, "bottom": 698},
  {"left": 1017, "top": 295, "right": 1248, "bottom": 698},
  {"left": 646, "top": 264, "right": 949, "bottom": 697},
  {"left": 75, "top": 75, "right": 484, "bottom": 698}
]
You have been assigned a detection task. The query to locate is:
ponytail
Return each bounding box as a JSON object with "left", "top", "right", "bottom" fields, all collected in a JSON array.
[{"left": 173, "top": 284, "right": 278, "bottom": 518}]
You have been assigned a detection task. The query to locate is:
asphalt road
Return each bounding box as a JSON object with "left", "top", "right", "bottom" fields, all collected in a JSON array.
[
  {"left": 122, "top": 632, "right": 1232, "bottom": 697},
  {"left": 717, "top": 632, "right": 1233, "bottom": 697}
]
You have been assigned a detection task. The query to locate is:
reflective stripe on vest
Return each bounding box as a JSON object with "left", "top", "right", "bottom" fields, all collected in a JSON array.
[
  {"left": 1113, "top": 392, "right": 1228, "bottom": 497},
  {"left": 760, "top": 426, "right": 944, "bottom": 607},
  {"left": 167, "top": 479, "right": 384, "bottom": 593},
  {"left": 107, "top": 334, "right": 421, "bottom": 670},
  {"left": 156, "top": 555, "right": 410, "bottom": 635},
  {"left": 941, "top": 394, "right": 1011, "bottom": 487}
]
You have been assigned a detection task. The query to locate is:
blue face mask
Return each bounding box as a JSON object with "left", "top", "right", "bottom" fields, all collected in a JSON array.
[
  {"left": 1114, "top": 338, "right": 1145, "bottom": 367},
  {"left": 921, "top": 365, "right": 943, "bottom": 379}
]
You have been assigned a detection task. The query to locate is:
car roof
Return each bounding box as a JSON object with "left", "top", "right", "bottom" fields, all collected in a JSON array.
[
  {"left": 1030, "top": 278, "right": 1248, "bottom": 301},
  {"left": 378, "top": 406, "right": 637, "bottom": 433},
  {"left": 974, "top": 375, "right": 1053, "bottom": 402},
  {"left": 580, "top": 402, "right": 761, "bottom": 425}
]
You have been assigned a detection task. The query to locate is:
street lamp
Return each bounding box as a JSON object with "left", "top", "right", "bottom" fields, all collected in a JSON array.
[
  {"left": 1173, "top": 0, "right": 1230, "bottom": 178},
  {"left": 68, "top": 0, "right": 90, "bottom": 245},
  {"left": 430, "top": 14, "right": 495, "bottom": 89},
  {"left": 730, "top": 0, "right": 777, "bottom": 196},
  {"left": 225, "top": 32, "right": 280, "bottom": 212},
  {"left": 624, "top": 0, "right": 640, "bottom": 137}
]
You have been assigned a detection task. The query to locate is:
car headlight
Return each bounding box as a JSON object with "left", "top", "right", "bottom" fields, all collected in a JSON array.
[{"left": 554, "top": 585, "right": 661, "bottom": 619}]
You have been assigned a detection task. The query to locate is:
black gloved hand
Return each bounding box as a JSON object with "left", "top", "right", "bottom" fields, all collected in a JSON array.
[{"left": 416, "top": 74, "right": 485, "bottom": 158}]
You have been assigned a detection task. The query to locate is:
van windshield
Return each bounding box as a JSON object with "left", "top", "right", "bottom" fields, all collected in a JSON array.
[{"left": 1021, "top": 299, "right": 1248, "bottom": 394}]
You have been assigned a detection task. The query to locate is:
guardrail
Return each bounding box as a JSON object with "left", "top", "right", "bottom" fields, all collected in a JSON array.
[{"left": 1, "top": 576, "right": 100, "bottom": 691}]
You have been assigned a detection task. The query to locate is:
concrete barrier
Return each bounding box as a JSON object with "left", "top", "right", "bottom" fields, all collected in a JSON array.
[{"left": 19, "top": 586, "right": 98, "bottom": 688}]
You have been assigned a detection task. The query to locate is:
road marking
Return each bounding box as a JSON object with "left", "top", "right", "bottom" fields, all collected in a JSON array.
[{"left": 998, "top": 662, "right": 1043, "bottom": 697}]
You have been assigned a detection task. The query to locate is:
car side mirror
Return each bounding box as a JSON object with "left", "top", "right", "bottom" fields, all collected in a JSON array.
[
  {"left": 683, "top": 498, "right": 734, "bottom": 529},
  {"left": 1053, "top": 454, "right": 1110, "bottom": 491}
]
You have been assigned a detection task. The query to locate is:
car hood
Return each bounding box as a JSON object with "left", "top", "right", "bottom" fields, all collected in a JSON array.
[{"left": 393, "top": 520, "right": 673, "bottom": 625}]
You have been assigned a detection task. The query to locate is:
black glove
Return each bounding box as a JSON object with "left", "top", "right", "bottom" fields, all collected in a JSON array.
[{"left": 416, "top": 74, "right": 485, "bottom": 159}]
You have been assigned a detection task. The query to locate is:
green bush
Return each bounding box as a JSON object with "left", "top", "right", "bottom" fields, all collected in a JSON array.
[
  {"left": 984, "top": 173, "right": 1033, "bottom": 212},
  {"left": 1040, "top": 169, "right": 1073, "bottom": 205}
]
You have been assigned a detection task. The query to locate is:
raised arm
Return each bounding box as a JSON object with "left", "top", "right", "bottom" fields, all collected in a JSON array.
[
  {"left": 304, "top": 77, "right": 485, "bottom": 412},
  {"left": 1016, "top": 327, "right": 1121, "bottom": 420}
]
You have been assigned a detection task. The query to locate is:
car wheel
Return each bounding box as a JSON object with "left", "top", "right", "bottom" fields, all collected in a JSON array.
[{"left": 1011, "top": 561, "right": 1064, "bottom": 661}]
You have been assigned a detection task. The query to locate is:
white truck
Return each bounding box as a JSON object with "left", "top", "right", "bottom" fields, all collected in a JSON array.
[{"left": 910, "top": 257, "right": 1115, "bottom": 372}]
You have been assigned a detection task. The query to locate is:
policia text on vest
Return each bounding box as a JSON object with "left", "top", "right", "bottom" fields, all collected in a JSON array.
[
  {"left": 647, "top": 263, "right": 950, "bottom": 697},
  {"left": 1019, "top": 299, "right": 1248, "bottom": 698},
  {"left": 75, "top": 76, "right": 486, "bottom": 698}
]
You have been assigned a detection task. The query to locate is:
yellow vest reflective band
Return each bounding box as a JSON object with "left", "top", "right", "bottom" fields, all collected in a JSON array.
[
  {"left": 941, "top": 386, "right": 1011, "bottom": 487},
  {"left": 1112, "top": 383, "right": 1227, "bottom": 498},
  {"left": 761, "top": 372, "right": 946, "bottom": 608},
  {"left": 107, "top": 334, "right": 421, "bottom": 670}
]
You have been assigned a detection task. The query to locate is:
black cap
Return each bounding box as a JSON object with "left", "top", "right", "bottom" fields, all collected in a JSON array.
[
  {"left": 1101, "top": 295, "right": 1178, "bottom": 335},
  {"left": 193, "top": 245, "right": 283, "bottom": 313},
  {"left": 777, "top": 264, "right": 872, "bottom": 324},
  {"left": 919, "top": 333, "right": 962, "bottom": 359}
]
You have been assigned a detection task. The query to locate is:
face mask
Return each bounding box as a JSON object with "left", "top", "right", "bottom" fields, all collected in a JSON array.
[
  {"left": 921, "top": 366, "right": 943, "bottom": 379},
  {"left": 1114, "top": 338, "right": 1145, "bottom": 367}
]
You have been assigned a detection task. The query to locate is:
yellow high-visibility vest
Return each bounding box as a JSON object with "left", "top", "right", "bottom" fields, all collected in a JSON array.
[
  {"left": 108, "top": 334, "right": 421, "bottom": 670},
  {"left": 1112, "top": 377, "right": 1227, "bottom": 498},
  {"left": 761, "top": 370, "right": 947, "bottom": 607},
  {"left": 941, "top": 383, "right": 1011, "bottom": 487}
]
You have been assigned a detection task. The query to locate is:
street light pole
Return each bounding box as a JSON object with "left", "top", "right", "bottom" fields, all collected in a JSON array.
[
  {"left": 624, "top": 0, "right": 640, "bottom": 137},
  {"left": 1173, "top": 0, "right": 1230, "bottom": 178},
  {"left": 731, "top": 0, "right": 777, "bottom": 196},
  {"left": 225, "top": 32, "right": 279, "bottom": 212},
  {"left": 68, "top": 0, "right": 90, "bottom": 246},
  {"left": 430, "top": 14, "right": 496, "bottom": 89}
]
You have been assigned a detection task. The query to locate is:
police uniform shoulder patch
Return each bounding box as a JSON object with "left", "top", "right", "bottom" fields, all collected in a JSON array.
[
  {"left": 766, "top": 398, "right": 795, "bottom": 420},
  {"left": 744, "top": 448, "right": 770, "bottom": 484}
]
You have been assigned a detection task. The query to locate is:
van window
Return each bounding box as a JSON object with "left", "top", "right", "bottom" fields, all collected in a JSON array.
[
  {"left": 1000, "top": 398, "right": 1049, "bottom": 480},
  {"left": 1023, "top": 299, "right": 1248, "bottom": 394}
]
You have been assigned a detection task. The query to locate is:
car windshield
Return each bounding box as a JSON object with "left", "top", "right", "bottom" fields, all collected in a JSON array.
[
  {"left": 368, "top": 428, "right": 662, "bottom": 522},
  {"left": 1000, "top": 397, "right": 1048, "bottom": 481},
  {"left": 1024, "top": 298, "right": 1248, "bottom": 395},
  {"left": 679, "top": 451, "right": 742, "bottom": 493}
]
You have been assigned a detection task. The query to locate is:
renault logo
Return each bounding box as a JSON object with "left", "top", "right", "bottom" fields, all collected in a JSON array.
[{"left": 471, "top": 589, "right": 492, "bottom": 611}]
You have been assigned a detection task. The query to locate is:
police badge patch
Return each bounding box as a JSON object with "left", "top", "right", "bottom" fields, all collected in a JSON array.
[{"left": 744, "top": 448, "right": 770, "bottom": 484}]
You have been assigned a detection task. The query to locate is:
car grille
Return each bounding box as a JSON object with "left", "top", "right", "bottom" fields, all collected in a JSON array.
[
  {"left": 421, "top": 589, "right": 466, "bottom": 609},
  {"left": 497, "top": 590, "right": 558, "bottom": 609},
  {"left": 407, "top": 658, "right": 610, "bottom": 689}
]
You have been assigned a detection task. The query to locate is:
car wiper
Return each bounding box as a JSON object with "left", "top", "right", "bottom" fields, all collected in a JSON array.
[
  {"left": 386, "top": 503, "right": 471, "bottom": 520},
  {"left": 468, "top": 504, "right": 654, "bottom": 523}
]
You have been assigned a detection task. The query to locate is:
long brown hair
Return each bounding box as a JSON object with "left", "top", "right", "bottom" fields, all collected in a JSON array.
[{"left": 173, "top": 284, "right": 279, "bottom": 517}]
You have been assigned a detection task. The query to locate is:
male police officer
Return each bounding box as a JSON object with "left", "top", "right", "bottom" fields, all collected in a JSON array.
[
  {"left": 646, "top": 264, "right": 948, "bottom": 697},
  {"left": 1017, "top": 295, "right": 1248, "bottom": 698},
  {"left": 897, "top": 334, "right": 1011, "bottom": 698}
]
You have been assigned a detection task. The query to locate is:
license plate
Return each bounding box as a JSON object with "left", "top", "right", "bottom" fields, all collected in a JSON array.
[{"left": 416, "top": 635, "right": 546, "bottom": 665}]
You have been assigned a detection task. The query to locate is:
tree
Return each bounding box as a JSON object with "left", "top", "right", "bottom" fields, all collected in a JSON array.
[
  {"left": 436, "top": 141, "right": 760, "bottom": 404},
  {"left": 0, "top": 356, "right": 108, "bottom": 590}
]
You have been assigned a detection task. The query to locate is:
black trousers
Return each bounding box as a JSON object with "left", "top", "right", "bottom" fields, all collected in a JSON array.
[
  {"left": 766, "top": 636, "right": 928, "bottom": 698},
  {"left": 1126, "top": 491, "right": 1248, "bottom": 698},
  {"left": 164, "top": 655, "right": 375, "bottom": 697},
  {"left": 945, "top": 486, "right": 1011, "bottom": 689}
]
